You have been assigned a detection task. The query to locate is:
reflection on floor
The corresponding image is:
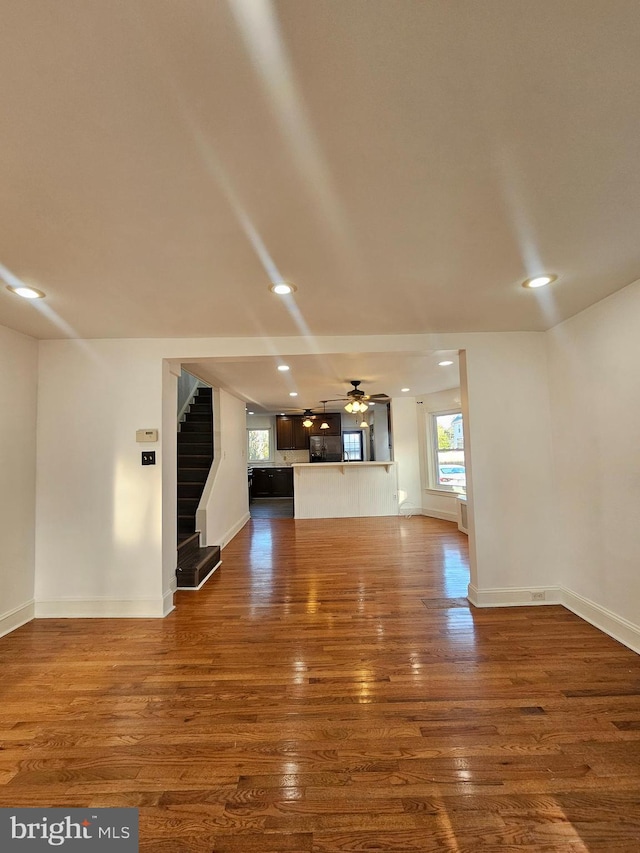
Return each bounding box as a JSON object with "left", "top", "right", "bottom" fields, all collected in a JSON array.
[{"left": 250, "top": 497, "right": 294, "bottom": 518}]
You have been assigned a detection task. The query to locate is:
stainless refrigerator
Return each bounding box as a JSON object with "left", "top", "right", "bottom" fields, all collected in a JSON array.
[{"left": 309, "top": 434, "right": 342, "bottom": 462}]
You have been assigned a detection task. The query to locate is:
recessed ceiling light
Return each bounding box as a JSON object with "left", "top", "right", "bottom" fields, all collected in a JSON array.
[
  {"left": 289, "top": 392, "right": 298, "bottom": 397},
  {"left": 269, "top": 282, "right": 297, "bottom": 295},
  {"left": 248, "top": 411, "right": 255, "bottom": 415},
  {"left": 401, "top": 388, "right": 410, "bottom": 393},
  {"left": 6, "top": 284, "right": 45, "bottom": 299},
  {"left": 438, "top": 360, "right": 454, "bottom": 366},
  {"left": 277, "top": 364, "right": 290, "bottom": 372},
  {"left": 522, "top": 274, "right": 557, "bottom": 289}
]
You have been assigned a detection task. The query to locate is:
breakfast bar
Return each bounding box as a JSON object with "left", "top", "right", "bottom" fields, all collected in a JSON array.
[{"left": 292, "top": 461, "right": 398, "bottom": 519}]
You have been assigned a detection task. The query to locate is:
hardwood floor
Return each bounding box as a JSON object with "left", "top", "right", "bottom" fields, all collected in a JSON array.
[
  {"left": 250, "top": 498, "right": 294, "bottom": 519},
  {"left": 1, "top": 516, "right": 640, "bottom": 851}
]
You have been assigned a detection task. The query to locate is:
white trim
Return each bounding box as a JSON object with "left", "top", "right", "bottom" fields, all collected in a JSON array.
[
  {"left": 466, "top": 584, "right": 640, "bottom": 656},
  {"left": 247, "top": 426, "right": 274, "bottom": 465},
  {"left": 218, "top": 512, "right": 250, "bottom": 548},
  {"left": 162, "top": 588, "right": 175, "bottom": 616},
  {"left": 35, "top": 598, "right": 168, "bottom": 618},
  {"left": 175, "top": 560, "right": 222, "bottom": 591},
  {"left": 0, "top": 600, "right": 35, "bottom": 638},
  {"left": 467, "top": 584, "right": 561, "bottom": 607},
  {"left": 421, "top": 508, "right": 458, "bottom": 523},
  {"left": 560, "top": 587, "right": 640, "bottom": 655}
]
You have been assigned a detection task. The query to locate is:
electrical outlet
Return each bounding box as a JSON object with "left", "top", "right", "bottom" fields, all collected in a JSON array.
[
  {"left": 142, "top": 451, "right": 156, "bottom": 466},
  {"left": 532, "top": 591, "right": 545, "bottom": 601}
]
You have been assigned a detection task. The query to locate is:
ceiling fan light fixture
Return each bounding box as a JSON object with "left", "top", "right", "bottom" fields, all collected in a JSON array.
[
  {"left": 302, "top": 417, "right": 313, "bottom": 428},
  {"left": 345, "top": 399, "right": 368, "bottom": 413}
]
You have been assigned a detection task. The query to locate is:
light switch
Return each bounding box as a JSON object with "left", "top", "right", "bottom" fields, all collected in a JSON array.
[{"left": 142, "top": 452, "right": 156, "bottom": 466}]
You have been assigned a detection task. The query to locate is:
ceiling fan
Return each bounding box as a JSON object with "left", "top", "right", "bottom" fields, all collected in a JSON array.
[{"left": 325, "top": 380, "right": 390, "bottom": 413}]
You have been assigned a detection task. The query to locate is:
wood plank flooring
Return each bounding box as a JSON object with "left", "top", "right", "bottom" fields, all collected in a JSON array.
[{"left": 1, "top": 516, "right": 640, "bottom": 851}]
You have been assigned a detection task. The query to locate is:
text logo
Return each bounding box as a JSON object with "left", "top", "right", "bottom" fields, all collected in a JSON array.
[{"left": 0, "top": 808, "right": 138, "bottom": 850}]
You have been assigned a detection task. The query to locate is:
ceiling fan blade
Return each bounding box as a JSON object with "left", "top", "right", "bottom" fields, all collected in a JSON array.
[{"left": 368, "top": 393, "right": 390, "bottom": 401}]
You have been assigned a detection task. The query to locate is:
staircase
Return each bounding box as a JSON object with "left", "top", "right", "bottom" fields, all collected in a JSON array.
[{"left": 176, "top": 386, "right": 221, "bottom": 588}]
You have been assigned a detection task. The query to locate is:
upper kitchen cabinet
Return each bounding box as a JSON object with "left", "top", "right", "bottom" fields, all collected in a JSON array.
[
  {"left": 308, "top": 413, "right": 341, "bottom": 436},
  {"left": 276, "top": 415, "right": 310, "bottom": 450}
]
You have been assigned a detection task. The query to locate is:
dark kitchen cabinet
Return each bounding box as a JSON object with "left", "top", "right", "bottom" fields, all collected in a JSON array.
[
  {"left": 308, "top": 412, "right": 341, "bottom": 436},
  {"left": 276, "top": 416, "right": 310, "bottom": 450},
  {"left": 250, "top": 467, "right": 294, "bottom": 497}
]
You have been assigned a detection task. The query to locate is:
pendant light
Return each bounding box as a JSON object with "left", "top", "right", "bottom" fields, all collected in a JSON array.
[{"left": 319, "top": 401, "right": 330, "bottom": 430}]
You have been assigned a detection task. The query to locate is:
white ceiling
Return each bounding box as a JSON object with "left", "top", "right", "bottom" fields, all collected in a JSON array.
[
  {"left": 184, "top": 350, "right": 461, "bottom": 415},
  {"left": 1, "top": 1, "right": 639, "bottom": 408}
]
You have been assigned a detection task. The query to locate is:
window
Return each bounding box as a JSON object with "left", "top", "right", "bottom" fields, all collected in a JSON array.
[
  {"left": 342, "top": 430, "right": 363, "bottom": 461},
  {"left": 247, "top": 428, "right": 272, "bottom": 463},
  {"left": 429, "top": 410, "right": 466, "bottom": 491}
]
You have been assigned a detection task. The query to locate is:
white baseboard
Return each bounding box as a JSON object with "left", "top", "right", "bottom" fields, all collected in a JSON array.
[
  {"left": 162, "top": 587, "right": 175, "bottom": 616},
  {"left": 35, "top": 598, "right": 168, "bottom": 618},
  {"left": 467, "top": 583, "right": 640, "bottom": 656},
  {"left": 467, "top": 583, "right": 562, "bottom": 607},
  {"left": 215, "top": 512, "right": 250, "bottom": 548},
  {"left": 175, "top": 560, "right": 222, "bottom": 591},
  {"left": 421, "top": 509, "right": 458, "bottom": 523},
  {"left": 0, "top": 600, "right": 35, "bottom": 638},
  {"left": 560, "top": 587, "right": 640, "bottom": 655}
]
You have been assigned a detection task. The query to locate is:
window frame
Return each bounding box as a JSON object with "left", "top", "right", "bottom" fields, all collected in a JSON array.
[
  {"left": 247, "top": 427, "right": 273, "bottom": 464},
  {"left": 427, "top": 408, "right": 466, "bottom": 493},
  {"left": 342, "top": 430, "right": 364, "bottom": 461}
]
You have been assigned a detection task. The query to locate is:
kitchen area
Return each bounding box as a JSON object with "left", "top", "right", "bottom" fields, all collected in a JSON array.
[{"left": 247, "top": 407, "right": 395, "bottom": 519}]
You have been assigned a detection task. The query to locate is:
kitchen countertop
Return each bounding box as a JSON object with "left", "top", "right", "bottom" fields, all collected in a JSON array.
[{"left": 292, "top": 461, "right": 395, "bottom": 468}]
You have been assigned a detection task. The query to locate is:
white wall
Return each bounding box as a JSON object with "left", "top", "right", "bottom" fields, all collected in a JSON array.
[
  {"left": 35, "top": 340, "right": 166, "bottom": 617},
  {"left": 416, "top": 387, "right": 462, "bottom": 522},
  {"left": 0, "top": 325, "right": 38, "bottom": 636},
  {"left": 200, "top": 388, "right": 249, "bottom": 548},
  {"left": 463, "top": 333, "right": 557, "bottom": 602},
  {"left": 26, "top": 331, "right": 559, "bottom": 631},
  {"left": 390, "top": 396, "right": 422, "bottom": 515},
  {"left": 547, "top": 280, "right": 640, "bottom": 649},
  {"left": 8, "top": 318, "right": 636, "bottom": 650}
]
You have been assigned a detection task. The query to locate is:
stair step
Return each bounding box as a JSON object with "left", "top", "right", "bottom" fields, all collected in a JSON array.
[
  {"left": 178, "top": 483, "right": 205, "bottom": 499},
  {"left": 178, "top": 468, "right": 209, "bottom": 483},
  {"left": 178, "top": 515, "right": 196, "bottom": 534},
  {"left": 177, "top": 442, "right": 212, "bottom": 451},
  {"left": 178, "top": 424, "right": 213, "bottom": 442},
  {"left": 176, "top": 545, "right": 221, "bottom": 588},
  {"left": 186, "top": 411, "right": 211, "bottom": 422},
  {"left": 178, "top": 497, "right": 200, "bottom": 512},
  {"left": 177, "top": 459, "right": 211, "bottom": 473},
  {"left": 180, "top": 421, "right": 213, "bottom": 433},
  {"left": 177, "top": 529, "right": 200, "bottom": 555}
]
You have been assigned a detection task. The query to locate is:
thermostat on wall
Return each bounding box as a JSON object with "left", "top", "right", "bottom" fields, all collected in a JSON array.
[{"left": 136, "top": 429, "right": 158, "bottom": 442}]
